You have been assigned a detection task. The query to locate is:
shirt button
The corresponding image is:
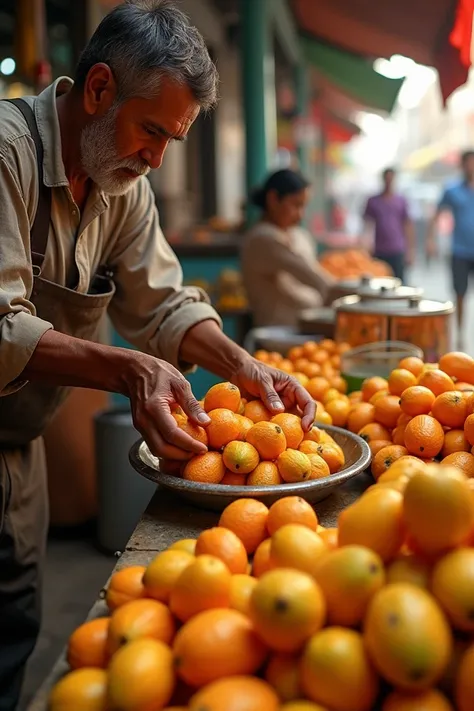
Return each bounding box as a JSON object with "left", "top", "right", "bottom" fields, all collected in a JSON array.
[{"left": 72, "top": 209, "right": 77, "bottom": 217}]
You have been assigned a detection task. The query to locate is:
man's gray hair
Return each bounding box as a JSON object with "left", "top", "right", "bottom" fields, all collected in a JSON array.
[{"left": 75, "top": 0, "right": 218, "bottom": 110}]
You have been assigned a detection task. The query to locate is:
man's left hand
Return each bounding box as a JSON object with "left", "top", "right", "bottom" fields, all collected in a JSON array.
[{"left": 232, "top": 358, "right": 316, "bottom": 431}]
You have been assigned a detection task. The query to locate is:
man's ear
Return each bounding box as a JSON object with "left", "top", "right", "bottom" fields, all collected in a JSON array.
[{"left": 83, "top": 63, "right": 117, "bottom": 116}]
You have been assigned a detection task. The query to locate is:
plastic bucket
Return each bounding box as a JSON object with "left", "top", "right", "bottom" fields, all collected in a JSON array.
[{"left": 341, "top": 341, "right": 424, "bottom": 393}]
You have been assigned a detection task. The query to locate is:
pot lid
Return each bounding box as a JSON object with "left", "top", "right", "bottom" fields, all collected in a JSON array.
[{"left": 333, "top": 295, "right": 455, "bottom": 317}]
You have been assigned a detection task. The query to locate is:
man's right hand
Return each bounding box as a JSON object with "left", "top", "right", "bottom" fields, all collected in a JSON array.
[{"left": 126, "top": 354, "right": 211, "bottom": 460}]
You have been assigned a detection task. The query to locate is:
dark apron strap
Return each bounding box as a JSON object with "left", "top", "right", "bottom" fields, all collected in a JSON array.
[{"left": 4, "top": 98, "right": 52, "bottom": 270}]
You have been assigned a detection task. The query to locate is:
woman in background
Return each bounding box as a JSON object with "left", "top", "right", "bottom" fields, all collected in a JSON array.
[{"left": 241, "top": 169, "right": 338, "bottom": 327}]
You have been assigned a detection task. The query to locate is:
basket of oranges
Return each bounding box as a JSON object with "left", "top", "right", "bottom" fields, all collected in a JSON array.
[{"left": 129, "top": 382, "right": 371, "bottom": 512}]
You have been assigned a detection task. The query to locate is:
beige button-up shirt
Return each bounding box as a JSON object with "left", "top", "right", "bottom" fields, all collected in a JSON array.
[
  {"left": 241, "top": 221, "right": 330, "bottom": 328},
  {"left": 0, "top": 77, "right": 220, "bottom": 395}
]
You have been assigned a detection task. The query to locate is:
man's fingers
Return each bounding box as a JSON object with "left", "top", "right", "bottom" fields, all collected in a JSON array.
[
  {"left": 173, "top": 380, "right": 211, "bottom": 426},
  {"left": 259, "top": 376, "right": 285, "bottom": 414},
  {"left": 142, "top": 429, "right": 195, "bottom": 461},
  {"left": 293, "top": 384, "right": 316, "bottom": 431}
]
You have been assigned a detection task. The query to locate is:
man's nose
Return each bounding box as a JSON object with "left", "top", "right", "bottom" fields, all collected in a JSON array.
[{"left": 140, "top": 146, "right": 166, "bottom": 170}]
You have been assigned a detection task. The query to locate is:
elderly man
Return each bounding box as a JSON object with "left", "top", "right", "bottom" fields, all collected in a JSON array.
[{"left": 0, "top": 0, "right": 314, "bottom": 707}]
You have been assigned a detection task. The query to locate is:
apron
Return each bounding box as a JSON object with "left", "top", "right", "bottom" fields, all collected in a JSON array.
[{"left": 0, "top": 99, "right": 115, "bottom": 710}]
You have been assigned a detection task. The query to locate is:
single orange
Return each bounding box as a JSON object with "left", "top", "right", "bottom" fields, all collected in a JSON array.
[
  {"left": 252, "top": 538, "right": 274, "bottom": 577},
  {"left": 288, "top": 346, "right": 304, "bottom": 361},
  {"left": 325, "top": 398, "right": 351, "bottom": 427},
  {"left": 221, "top": 470, "right": 247, "bottom": 485},
  {"left": 249, "top": 568, "right": 326, "bottom": 653},
  {"left": 330, "top": 374, "right": 347, "bottom": 394},
  {"left": 270, "top": 524, "right": 327, "bottom": 576},
  {"left": 206, "top": 409, "right": 241, "bottom": 449},
  {"left": 442, "top": 429, "right": 471, "bottom": 457},
  {"left": 195, "top": 527, "right": 248, "bottom": 575},
  {"left": 374, "top": 395, "right": 403, "bottom": 429},
  {"left": 369, "top": 390, "right": 389, "bottom": 406},
  {"left": 219, "top": 499, "right": 269, "bottom": 554},
  {"left": 235, "top": 414, "right": 254, "bottom": 441},
  {"left": 369, "top": 439, "right": 393, "bottom": 457},
  {"left": 49, "top": 669, "right": 107, "bottom": 711},
  {"left": 222, "top": 441, "right": 260, "bottom": 475},
  {"left": 382, "top": 688, "right": 454, "bottom": 711},
  {"left": 441, "top": 451, "right": 474, "bottom": 477},
  {"left": 67, "top": 617, "right": 110, "bottom": 670},
  {"left": 391, "top": 425, "right": 406, "bottom": 446},
  {"left": 105, "top": 566, "right": 146, "bottom": 611},
  {"left": 169, "top": 554, "right": 232, "bottom": 622},
  {"left": 404, "top": 415, "right": 445, "bottom": 459},
  {"left": 306, "top": 376, "right": 331, "bottom": 402},
  {"left": 246, "top": 421, "right": 287, "bottom": 459},
  {"left": 303, "top": 362, "right": 322, "bottom": 378},
  {"left": 173, "top": 608, "right": 267, "bottom": 687},
  {"left": 418, "top": 369, "right": 455, "bottom": 396},
  {"left": 398, "top": 356, "right": 425, "bottom": 377},
  {"left": 306, "top": 453, "right": 331, "bottom": 480},
  {"left": 266, "top": 496, "right": 318, "bottom": 535},
  {"left": 431, "top": 391, "right": 468, "bottom": 428},
  {"left": 346, "top": 403, "right": 376, "bottom": 434},
  {"left": 397, "top": 413, "right": 413, "bottom": 428},
  {"left": 316, "top": 442, "right": 345, "bottom": 473},
  {"left": 362, "top": 376, "right": 389, "bottom": 402},
  {"left": 277, "top": 449, "right": 312, "bottom": 483},
  {"left": 247, "top": 461, "right": 283, "bottom": 486},
  {"left": 204, "top": 382, "right": 241, "bottom": 413},
  {"left": 303, "top": 424, "right": 322, "bottom": 443},
  {"left": 143, "top": 550, "right": 194, "bottom": 603},
  {"left": 298, "top": 440, "right": 320, "bottom": 455},
  {"left": 244, "top": 399, "right": 273, "bottom": 423},
  {"left": 439, "top": 351, "right": 474, "bottom": 384},
  {"left": 254, "top": 349, "right": 271, "bottom": 362},
  {"left": 388, "top": 368, "right": 418, "bottom": 396},
  {"left": 271, "top": 413, "right": 304, "bottom": 449},
  {"left": 338, "top": 488, "right": 405, "bottom": 562},
  {"left": 358, "top": 422, "right": 391, "bottom": 443},
  {"left": 188, "top": 676, "right": 280, "bottom": 711},
  {"left": 371, "top": 445, "right": 408, "bottom": 480},
  {"left": 399, "top": 385, "right": 436, "bottom": 417},
  {"left": 106, "top": 598, "right": 176, "bottom": 656},
  {"left": 183, "top": 451, "right": 226, "bottom": 484}
]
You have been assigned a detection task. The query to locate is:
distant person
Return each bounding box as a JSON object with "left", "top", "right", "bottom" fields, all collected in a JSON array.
[
  {"left": 426, "top": 151, "right": 474, "bottom": 344},
  {"left": 241, "top": 169, "right": 339, "bottom": 327},
  {"left": 362, "top": 167, "right": 415, "bottom": 281}
]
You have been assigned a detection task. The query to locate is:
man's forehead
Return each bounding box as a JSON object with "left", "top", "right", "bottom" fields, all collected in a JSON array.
[{"left": 124, "top": 77, "right": 200, "bottom": 137}]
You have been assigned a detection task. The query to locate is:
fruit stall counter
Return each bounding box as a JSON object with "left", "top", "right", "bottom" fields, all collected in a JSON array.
[{"left": 26, "top": 473, "right": 373, "bottom": 711}]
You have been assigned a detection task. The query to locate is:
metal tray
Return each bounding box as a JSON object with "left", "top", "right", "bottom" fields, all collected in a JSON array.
[{"left": 129, "top": 424, "right": 371, "bottom": 512}]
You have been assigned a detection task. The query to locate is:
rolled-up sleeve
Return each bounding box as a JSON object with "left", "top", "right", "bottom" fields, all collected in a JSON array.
[
  {"left": 107, "top": 178, "right": 221, "bottom": 370},
  {"left": 0, "top": 149, "right": 53, "bottom": 396}
]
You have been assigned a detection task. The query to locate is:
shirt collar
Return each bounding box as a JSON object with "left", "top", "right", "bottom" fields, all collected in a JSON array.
[
  {"left": 33, "top": 76, "right": 73, "bottom": 189},
  {"left": 32, "top": 76, "right": 110, "bottom": 210}
]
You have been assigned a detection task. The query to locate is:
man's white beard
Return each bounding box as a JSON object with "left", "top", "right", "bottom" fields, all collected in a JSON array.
[{"left": 80, "top": 106, "right": 150, "bottom": 196}]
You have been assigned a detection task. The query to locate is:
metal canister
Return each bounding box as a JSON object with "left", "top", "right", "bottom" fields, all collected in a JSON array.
[
  {"left": 337, "top": 275, "right": 423, "bottom": 301},
  {"left": 334, "top": 295, "right": 454, "bottom": 362}
]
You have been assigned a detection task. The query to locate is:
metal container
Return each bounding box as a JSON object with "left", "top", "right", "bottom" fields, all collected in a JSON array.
[
  {"left": 341, "top": 341, "right": 424, "bottom": 393},
  {"left": 338, "top": 275, "right": 423, "bottom": 302},
  {"left": 129, "top": 424, "right": 371, "bottom": 512},
  {"left": 334, "top": 295, "right": 454, "bottom": 363},
  {"left": 95, "top": 409, "right": 156, "bottom": 553}
]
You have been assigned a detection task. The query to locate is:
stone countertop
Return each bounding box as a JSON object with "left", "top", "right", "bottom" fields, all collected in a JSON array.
[{"left": 26, "top": 472, "right": 372, "bottom": 711}]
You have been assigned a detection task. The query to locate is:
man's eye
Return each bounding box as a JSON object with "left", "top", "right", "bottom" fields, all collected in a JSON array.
[{"left": 143, "top": 126, "right": 156, "bottom": 136}]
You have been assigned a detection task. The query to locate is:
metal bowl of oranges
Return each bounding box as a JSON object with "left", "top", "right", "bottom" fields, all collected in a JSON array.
[{"left": 129, "top": 423, "right": 371, "bottom": 513}]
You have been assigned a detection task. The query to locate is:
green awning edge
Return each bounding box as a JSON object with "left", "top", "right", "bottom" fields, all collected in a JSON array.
[{"left": 300, "top": 35, "right": 404, "bottom": 113}]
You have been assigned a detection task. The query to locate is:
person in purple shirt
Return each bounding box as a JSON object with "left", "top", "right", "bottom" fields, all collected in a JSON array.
[{"left": 362, "top": 167, "right": 415, "bottom": 281}]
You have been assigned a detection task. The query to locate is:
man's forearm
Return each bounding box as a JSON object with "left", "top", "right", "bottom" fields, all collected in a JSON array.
[
  {"left": 21, "top": 329, "right": 136, "bottom": 395},
  {"left": 179, "top": 319, "right": 250, "bottom": 381}
]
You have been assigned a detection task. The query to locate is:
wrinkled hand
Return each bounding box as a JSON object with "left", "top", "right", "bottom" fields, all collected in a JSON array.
[
  {"left": 232, "top": 357, "right": 316, "bottom": 431},
  {"left": 127, "top": 354, "right": 210, "bottom": 460}
]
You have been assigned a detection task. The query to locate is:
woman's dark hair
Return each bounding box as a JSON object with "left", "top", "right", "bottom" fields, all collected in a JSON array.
[{"left": 251, "top": 169, "right": 310, "bottom": 209}]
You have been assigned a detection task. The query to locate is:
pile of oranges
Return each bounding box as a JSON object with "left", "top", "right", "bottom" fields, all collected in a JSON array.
[
  {"left": 345, "top": 351, "right": 474, "bottom": 481},
  {"left": 318, "top": 248, "right": 393, "bottom": 280},
  {"left": 164, "top": 380, "right": 346, "bottom": 487},
  {"left": 49, "top": 462, "right": 474, "bottom": 711}
]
